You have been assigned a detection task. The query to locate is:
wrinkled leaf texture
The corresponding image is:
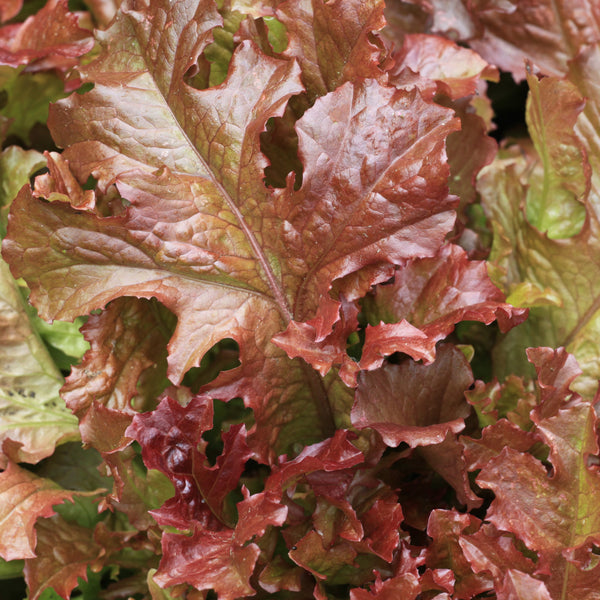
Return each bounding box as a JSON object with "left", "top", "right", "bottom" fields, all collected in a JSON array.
[
  {"left": 0, "top": 0, "right": 557, "bottom": 598},
  {"left": 2, "top": 0, "right": 467, "bottom": 461}
]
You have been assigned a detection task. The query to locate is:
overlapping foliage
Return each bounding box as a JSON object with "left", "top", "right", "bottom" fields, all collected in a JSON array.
[{"left": 0, "top": 0, "right": 599, "bottom": 598}]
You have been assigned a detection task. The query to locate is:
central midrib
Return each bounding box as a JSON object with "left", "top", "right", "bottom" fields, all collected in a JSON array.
[{"left": 158, "top": 78, "right": 294, "bottom": 324}]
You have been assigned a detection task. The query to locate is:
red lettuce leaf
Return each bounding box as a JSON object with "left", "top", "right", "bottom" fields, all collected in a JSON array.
[
  {"left": 3, "top": 0, "right": 460, "bottom": 459},
  {"left": 276, "top": 242, "right": 525, "bottom": 385},
  {"left": 459, "top": 523, "right": 537, "bottom": 584},
  {"left": 155, "top": 528, "right": 260, "bottom": 600},
  {"left": 0, "top": 461, "right": 79, "bottom": 560},
  {"left": 362, "top": 242, "right": 527, "bottom": 340},
  {"left": 62, "top": 297, "right": 171, "bottom": 452},
  {"left": 352, "top": 344, "right": 473, "bottom": 448},
  {"left": 462, "top": 419, "right": 539, "bottom": 472},
  {"left": 234, "top": 487, "right": 288, "bottom": 543},
  {"left": 471, "top": 348, "right": 600, "bottom": 596},
  {"left": 268, "top": 0, "right": 388, "bottom": 99},
  {"left": 389, "top": 33, "right": 497, "bottom": 101},
  {"left": 126, "top": 393, "right": 252, "bottom": 530},
  {"left": 409, "top": 0, "right": 599, "bottom": 81},
  {"left": 425, "top": 509, "right": 492, "bottom": 598},
  {"left": 232, "top": 0, "right": 388, "bottom": 98},
  {"left": 496, "top": 570, "right": 552, "bottom": 600},
  {"left": 0, "top": 0, "right": 93, "bottom": 70},
  {"left": 24, "top": 515, "right": 104, "bottom": 600},
  {"left": 266, "top": 430, "right": 364, "bottom": 492}
]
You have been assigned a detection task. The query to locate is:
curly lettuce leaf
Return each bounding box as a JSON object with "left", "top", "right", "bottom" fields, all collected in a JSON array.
[
  {"left": 3, "top": 0, "right": 460, "bottom": 460},
  {"left": 480, "top": 72, "right": 600, "bottom": 397}
]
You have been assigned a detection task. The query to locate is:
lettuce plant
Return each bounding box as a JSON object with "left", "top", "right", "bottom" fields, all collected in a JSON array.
[{"left": 1, "top": 0, "right": 600, "bottom": 599}]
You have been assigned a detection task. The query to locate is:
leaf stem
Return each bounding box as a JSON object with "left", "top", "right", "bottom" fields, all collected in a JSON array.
[{"left": 299, "top": 360, "right": 336, "bottom": 439}]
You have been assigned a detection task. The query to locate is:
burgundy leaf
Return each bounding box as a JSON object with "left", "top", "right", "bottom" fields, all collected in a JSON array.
[
  {"left": 362, "top": 242, "right": 527, "bottom": 341},
  {"left": 126, "top": 393, "right": 252, "bottom": 529},
  {"left": 155, "top": 528, "right": 260, "bottom": 600},
  {"left": 234, "top": 488, "right": 287, "bottom": 543},
  {"left": 413, "top": 0, "right": 599, "bottom": 81},
  {"left": 446, "top": 104, "right": 497, "bottom": 211},
  {"left": 420, "top": 432, "right": 482, "bottom": 509},
  {"left": 425, "top": 509, "right": 492, "bottom": 598},
  {"left": 477, "top": 402, "right": 600, "bottom": 556},
  {"left": 266, "top": 430, "right": 364, "bottom": 493},
  {"left": 352, "top": 344, "right": 473, "bottom": 448},
  {"left": 527, "top": 346, "right": 583, "bottom": 418},
  {"left": 271, "top": 0, "right": 388, "bottom": 99},
  {"left": 462, "top": 419, "right": 539, "bottom": 472},
  {"left": 496, "top": 570, "right": 552, "bottom": 600},
  {"left": 125, "top": 394, "right": 215, "bottom": 529},
  {"left": 459, "top": 523, "right": 537, "bottom": 584},
  {"left": 354, "top": 486, "right": 403, "bottom": 562}
]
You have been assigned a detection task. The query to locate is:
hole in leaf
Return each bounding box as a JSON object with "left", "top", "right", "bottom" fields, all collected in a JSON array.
[
  {"left": 1, "top": 578, "right": 26, "bottom": 599},
  {"left": 240, "top": 458, "right": 270, "bottom": 493},
  {"left": 454, "top": 321, "right": 498, "bottom": 382},
  {"left": 182, "top": 338, "right": 240, "bottom": 393},
  {"left": 198, "top": 9, "right": 246, "bottom": 88},
  {"left": 82, "top": 173, "right": 97, "bottom": 191},
  {"left": 261, "top": 97, "right": 306, "bottom": 189},
  {"left": 487, "top": 71, "right": 528, "bottom": 141},
  {"left": 263, "top": 16, "right": 288, "bottom": 53},
  {"left": 184, "top": 55, "right": 211, "bottom": 90},
  {"left": 202, "top": 397, "right": 254, "bottom": 466},
  {"left": 75, "top": 81, "right": 94, "bottom": 95},
  {"left": 346, "top": 328, "right": 365, "bottom": 362}
]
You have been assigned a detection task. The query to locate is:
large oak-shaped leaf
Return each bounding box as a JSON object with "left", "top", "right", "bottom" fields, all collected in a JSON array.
[{"left": 3, "top": 0, "right": 458, "bottom": 459}]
